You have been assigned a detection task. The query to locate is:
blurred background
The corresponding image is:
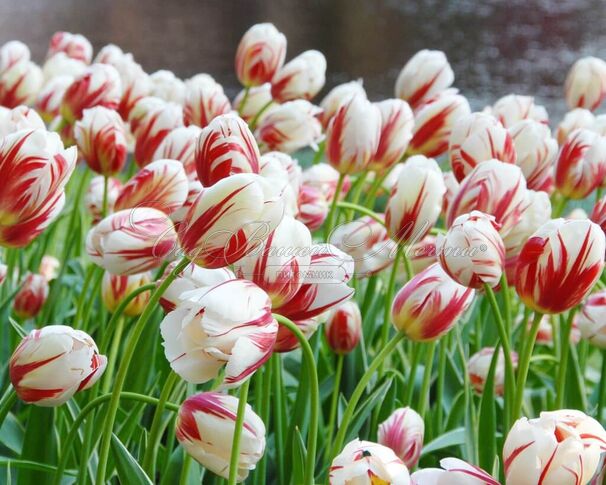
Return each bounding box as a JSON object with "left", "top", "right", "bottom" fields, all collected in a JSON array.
[{"left": 1, "top": 0, "right": 605, "bottom": 120}]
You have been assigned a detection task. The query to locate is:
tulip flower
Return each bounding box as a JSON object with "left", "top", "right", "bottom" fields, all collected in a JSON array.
[
  {"left": 161, "top": 278, "right": 278, "bottom": 387},
  {"left": 0, "top": 105, "right": 45, "bottom": 138},
  {"left": 302, "top": 162, "right": 351, "bottom": 200},
  {"left": 296, "top": 183, "right": 329, "bottom": 231},
  {"left": 114, "top": 159, "right": 188, "bottom": 215},
  {"left": 590, "top": 194, "right": 606, "bottom": 233},
  {"left": 170, "top": 180, "right": 204, "bottom": 231},
  {"left": 35, "top": 75, "right": 74, "bottom": 122},
  {"left": 391, "top": 263, "right": 475, "bottom": 341},
  {"left": 385, "top": 155, "right": 445, "bottom": 244},
  {"left": 259, "top": 152, "right": 301, "bottom": 216},
  {"left": 449, "top": 112, "right": 516, "bottom": 182},
  {"left": 94, "top": 43, "right": 133, "bottom": 65},
  {"left": 233, "top": 83, "right": 275, "bottom": 124},
  {"left": 112, "top": 58, "right": 152, "bottom": 120},
  {"left": 0, "top": 41, "right": 30, "bottom": 75},
  {"left": 184, "top": 74, "right": 231, "bottom": 127},
  {"left": 437, "top": 211, "right": 505, "bottom": 289},
  {"left": 503, "top": 410, "right": 606, "bottom": 485},
  {"left": 468, "top": 347, "right": 518, "bottom": 396},
  {"left": 152, "top": 125, "right": 201, "bottom": 181},
  {"left": 515, "top": 218, "right": 605, "bottom": 314},
  {"left": 0, "top": 59, "right": 42, "bottom": 108},
  {"left": 577, "top": 291, "right": 606, "bottom": 348},
  {"left": 329, "top": 438, "right": 411, "bottom": 485},
  {"left": 271, "top": 49, "right": 327, "bottom": 102},
  {"left": 85, "top": 176, "right": 122, "bottom": 223},
  {"left": 256, "top": 99, "right": 323, "bottom": 154},
  {"left": 368, "top": 99, "right": 414, "bottom": 173},
  {"left": 47, "top": 32, "right": 92, "bottom": 64},
  {"left": 74, "top": 106, "right": 128, "bottom": 176},
  {"left": 325, "top": 94, "right": 381, "bottom": 174},
  {"left": 408, "top": 235, "right": 438, "bottom": 275},
  {"left": 555, "top": 128, "right": 606, "bottom": 199},
  {"left": 564, "top": 56, "right": 606, "bottom": 111},
  {"left": 235, "top": 23, "right": 287, "bottom": 87},
  {"left": 176, "top": 392, "right": 266, "bottom": 481},
  {"left": 13, "top": 273, "right": 48, "bottom": 319},
  {"left": 149, "top": 69, "right": 186, "bottom": 104},
  {"left": 489, "top": 94, "right": 548, "bottom": 128},
  {"left": 441, "top": 170, "right": 460, "bottom": 217},
  {"left": 86, "top": 207, "right": 178, "bottom": 275},
  {"left": 556, "top": 108, "right": 596, "bottom": 145},
  {"left": 101, "top": 271, "right": 152, "bottom": 316},
  {"left": 411, "top": 458, "right": 499, "bottom": 485},
  {"left": 324, "top": 301, "right": 362, "bottom": 354},
  {"left": 319, "top": 80, "right": 366, "bottom": 127},
  {"left": 42, "top": 52, "right": 87, "bottom": 81},
  {"left": 377, "top": 407, "right": 424, "bottom": 469},
  {"left": 0, "top": 129, "right": 77, "bottom": 248},
  {"left": 39, "top": 255, "right": 59, "bottom": 281},
  {"left": 178, "top": 173, "right": 285, "bottom": 268},
  {"left": 196, "top": 113, "right": 260, "bottom": 186}
]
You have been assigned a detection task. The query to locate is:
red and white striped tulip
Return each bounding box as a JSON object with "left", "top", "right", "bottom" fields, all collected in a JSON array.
[
  {"left": 385, "top": 155, "right": 445, "bottom": 244},
  {"left": 170, "top": 180, "right": 204, "bottom": 231},
  {"left": 161, "top": 279, "right": 278, "bottom": 387},
  {"left": 94, "top": 44, "right": 133, "bottom": 65},
  {"left": 38, "top": 255, "right": 59, "bottom": 281},
  {"left": 489, "top": 94, "right": 549, "bottom": 128},
  {"left": 0, "top": 105, "right": 45, "bottom": 138},
  {"left": 411, "top": 458, "right": 499, "bottom": 485},
  {"left": 324, "top": 300, "right": 362, "bottom": 354},
  {"left": 74, "top": 106, "right": 128, "bottom": 176},
  {"left": 329, "top": 439, "right": 411, "bottom": 485},
  {"left": 468, "top": 347, "right": 518, "bottom": 396},
  {"left": 449, "top": 112, "right": 516, "bottom": 182},
  {"left": 260, "top": 151, "right": 302, "bottom": 212},
  {"left": 301, "top": 162, "right": 351, "bottom": 200},
  {"left": 378, "top": 407, "right": 424, "bottom": 469},
  {"left": 325, "top": 94, "right": 381, "bottom": 174},
  {"left": 391, "top": 263, "right": 475, "bottom": 342},
  {"left": 0, "top": 60, "right": 42, "bottom": 108},
  {"left": 0, "top": 129, "right": 77, "bottom": 248},
  {"left": 196, "top": 113, "right": 260, "bottom": 186},
  {"left": 408, "top": 235, "right": 438, "bottom": 275},
  {"left": 565, "top": 57, "right": 606, "bottom": 111},
  {"left": 319, "top": 80, "right": 366, "bottom": 128},
  {"left": 85, "top": 176, "right": 122, "bottom": 223},
  {"left": 515, "top": 218, "right": 605, "bottom": 314},
  {"left": 47, "top": 32, "right": 92, "bottom": 64},
  {"left": 296, "top": 183, "right": 328, "bottom": 231},
  {"left": 35, "top": 75, "right": 74, "bottom": 122},
  {"left": 149, "top": 70, "right": 185, "bottom": 105},
  {"left": 590, "top": 194, "right": 606, "bottom": 234},
  {"left": 233, "top": 83, "right": 275, "bottom": 124},
  {"left": 271, "top": 49, "right": 326, "bottom": 102},
  {"left": 176, "top": 392, "right": 266, "bottom": 481},
  {"left": 153, "top": 125, "right": 201, "bottom": 181},
  {"left": 556, "top": 108, "right": 596, "bottom": 145},
  {"left": 86, "top": 207, "right": 178, "bottom": 275},
  {"left": 235, "top": 23, "right": 287, "bottom": 87},
  {"left": 184, "top": 74, "right": 231, "bottom": 128},
  {"left": 408, "top": 91, "right": 471, "bottom": 158},
  {"left": 578, "top": 291, "right": 606, "bottom": 348},
  {"left": 504, "top": 410, "right": 606, "bottom": 485},
  {"left": 42, "top": 52, "right": 87, "bottom": 81},
  {"left": 13, "top": 273, "right": 48, "bottom": 319},
  {"left": 555, "top": 128, "right": 606, "bottom": 199},
  {"left": 441, "top": 170, "right": 460, "bottom": 217},
  {"left": 101, "top": 271, "right": 152, "bottom": 316},
  {"left": 0, "top": 41, "right": 30, "bottom": 76},
  {"left": 395, "top": 49, "right": 454, "bottom": 110},
  {"left": 9, "top": 325, "right": 106, "bottom": 406},
  {"left": 113, "top": 58, "right": 152, "bottom": 120}
]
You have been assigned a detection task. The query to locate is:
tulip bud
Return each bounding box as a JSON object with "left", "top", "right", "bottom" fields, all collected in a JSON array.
[
  {"left": 556, "top": 108, "right": 596, "bottom": 145},
  {"left": 161, "top": 279, "right": 278, "bottom": 387},
  {"left": 449, "top": 112, "right": 516, "bottom": 182},
  {"left": 0, "top": 105, "right": 45, "bottom": 138},
  {"left": 329, "top": 439, "right": 411, "bottom": 484},
  {"left": 0, "top": 60, "right": 42, "bottom": 108},
  {"left": 577, "top": 291, "right": 606, "bottom": 348},
  {"left": 196, "top": 113, "right": 260, "bottom": 186},
  {"left": 36, "top": 75, "right": 74, "bottom": 122},
  {"left": 377, "top": 407, "right": 424, "bottom": 469},
  {"left": 47, "top": 32, "right": 92, "bottom": 64},
  {"left": 565, "top": 56, "right": 606, "bottom": 111},
  {"left": 0, "top": 129, "right": 77, "bottom": 248},
  {"left": 392, "top": 263, "right": 475, "bottom": 341},
  {"left": 504, "top": 410, "right": 606, "bottom": 485},
  {"left": 176, "top": 392, "right": 266, "bottom": 481},
  {"left": 320, "top": 80, "right": 366, "bottom": 128},
  {"left": 86, "top": 208, "right": 178, "bottom": 275},
  {"left": 302, "top": 162, "right": 351, "bottom": 200},
  {"left": 325, "top": 95, "right": 381, "bottom": 174},
  {"left": 75, "top": 106, "right": 128, "bottom": 175},
  {"left": 235, "top": 23, "right": 287, "bottom": 87},
  {"left": 468, "top": 347, "right": 518, "bottom": 396},
  {"left": 233, "top": 83, "right": 275, "bottom": 124},
  {"left": 184, "top": 74, "right": 231, "bottom": 127},
  {"left": 411, "top": 458, "right": 499, "bottom": 485},
  {"left": 13, "top": 273, "right": 48, "bottom": 319},
  {"left": 0, "top": 41, "right": 30, "bottom": 76},
  {"left": 9, "top": 325, "right": 106, "bottom": 406},
  {"left": 39, "top": 255, "right": 59, "bottom": 281},
  {"left": 85, "top": 176, "right": 122, "bottom": 223},
  {"left": 149, "top": 70, "right": 185, "bottom": 105},
  {"left": 153, "top": 125, "right": 201, "bottom": 181},
  {"left": 385, "top": 155, "right": 445, "bottom": 244},
  {"left": 296, "top": 184, "right": 328, "bottom": 230},
  {"left": 555, "top": 128, "right": 606, "bottom": 199},
  {"left": 489, "top": 94, "right": 548, "bottom": 128},
  {"left": 515, "top": 218, "right": 605, "bottom": 314},
  {"left": 324, "top": 301, "right": 362, "bottom": 354},
  {"left": 271, "top": 50, "right": 326, "bottom": 102},
  {"left": 101, "top": 271, "right": 151, "bottom": 316}
]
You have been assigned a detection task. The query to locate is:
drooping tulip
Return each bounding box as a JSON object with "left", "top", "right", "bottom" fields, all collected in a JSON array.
[
  {"left": 38, "top": 255, "right": 59, "bottom": 281},
  {"left": 149, "top": 70, "right": 186, "bottom": 105},
  {"left": 13, "top": 273, "right": 48, "bottom": 319},
  {"left": 489, "top": 94, "right": 548, "bottom": 128},
  {"left": 377, "top": 407, "right": 424, "bottom": 469},
  {"left": 468, "top": 347, "right": 518, "bottom": 396},
  {"left": 235, "top": 23, "right": 287, "bottom": 87},
  {"left": 515, "top": 218, "right": 605, "bottom": 314},
  {"left": 85, "top": 176, "right": 122, "bottom": 223},
  {"left": 271, "top": 49, "right": 326, "bottom": 102},
  {"left": 564, "top": 56, "right": 606, "bottom": 111},
  {"left": 184, "top": 73, "right": 231, "bottom": 128},
  {"left": 101, "top": 271, "right": 152, "bottom": 316},
  {"left": 296, "top": 183, "right": 329, "bottom": 231},
  {"left": 411, "top": 458, "right": 499, "bottom": 485},
  {"left": 556, "top": 108, "right": 596, "bottom": 145},
  {"left": 0, "top": 59, "right": 42, "bottom": 108},
  {"left": 577, "top": 291, "right": 606, "bottom": 348},
  {"left": 0, "top": 104, "right": 45, "bottom": 138},
  {"left": 301, "top": 162, "right": 351, "bottom": 200},
  {"left": 46, "top": 32, "right": 92, "bottom": 64},
  {"left": 153, "top": 125, "right": 201, "bottom": 181},
  {"left": 176, "top": 392, "right": 266, "bottom": 482},
  {"left": 9, "top": 325, "right": 106, "bottom": 406},
  {"left": 319, "top": 80, "right": 366, "bottom": 128},
  {"left": 324, "top": 300, "right": 362, "bottom": 354},
  {"left": 233, "top": 83, "right": 275, "bottom": 124}
]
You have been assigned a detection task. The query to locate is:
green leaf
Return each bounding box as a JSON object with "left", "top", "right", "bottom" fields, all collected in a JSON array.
[
  {"left": 345, "top": 377, "right": 394, "bottom": 444},
  {"left": 0, "top": 412, "right": 24, "bottom": 455},
  {"left": 110, "top": 433, "right": 153, "bottom": 485},
  {"left": 420, "top": 427, "right": 466, "bottom": 456},
  {"left": 19, "top": 406, "right": 57, "bottom": 484},
  {"left": 478, "top": 346, "right": 499, "bottom": 472},
  {"left": 291, "top": 427, "right": 307, "bottom": 485}
]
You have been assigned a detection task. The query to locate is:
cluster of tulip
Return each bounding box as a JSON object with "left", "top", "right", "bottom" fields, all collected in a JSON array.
[{"left": 2, "top": 21, "right": 606, "bottom": 485}]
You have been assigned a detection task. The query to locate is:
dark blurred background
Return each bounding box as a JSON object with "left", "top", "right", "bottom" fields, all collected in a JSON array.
[{"left": 1, "top": 0, "right": 605, "bottom": 120}]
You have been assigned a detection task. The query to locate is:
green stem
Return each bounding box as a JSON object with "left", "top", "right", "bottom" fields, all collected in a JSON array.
[
  {"left": 238, "top": 86, "right": 251, "bottom": 115},
  {"left": 404, "top": 344, "right": 421, "bottom": 405},
  {"left": 401, "top": 246, "right": 414, "bottom": 279},
  {"left": 555, "top": 309, "right": 577, "bottom": 408},
  {"left": 599, "top": 350, "right": 606, "bottom": 423},
  {"left": 513, "top": 311, "right": 543, "bottom": 419},
  {"left": 101, "top": 317, "right": 125, "bottom": 394},
  {"left": 345, "top": 171, "right": 368, "bottom": 221},
  {"left": 335, "top": 201, "right": 385, "bottom": 227},
  {"left": 249, "top": 99, "right": 274, "bottom": 130},
  {"left": 272, "top": 355, "right": 286, "bottom": 485},
  {"left": 179, "top": 454, "right": 193, "bottom": 485},
  {"left": 102, "top": 174, "right": 109, "bottom": 218},
  {"left": 435, "top": 338, "right": 447, "bottom": 433},
  {"left": 0, "top": 386, "right": 17, "bottom": 427},
  {"left": 326, "top": 354, "right": 344, "bottom": 446},
  {"left": 553, "top": 195, "right": 569, "bottom": 218},
  {"left": 324, "top": 174, "right": 346, "bottom": 240},
  {"left": 362, "top": 170, "right": 389, "bottom": 208},
  {"left": 379, "top": 245, "right": 402, "bottom": 369},
  {"left": 312, "top": 140, "right": 325, "bottom": 165},
  {"left": 500, "top": 275, "right": 512, "bottom": 338},
  {"left": 228, "top": 379, "right": 251, "bottom": 485},
  {"left": 417, "top": 341, "right": 436, "bottom": 418},
  {"left": 254, "top": 361, "right": 272, "bottom": 485}
]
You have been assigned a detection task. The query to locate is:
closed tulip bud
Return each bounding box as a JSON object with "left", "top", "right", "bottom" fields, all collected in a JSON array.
[
  {"left": 302, "top": 162, "right": 351, "bottom": 200},
  {"left": 385, "top": 155, "right": 445, "bottom": 244},
  {"left": 178, "top": 173, "right": 284, "bottom": 268},
  {"left": 129, "top": 96, "right": 183, "bottom": 167},
  {"left": 0, "top": 41, "right": 30, "bottom": 76},
  {"left": 578, "top": 291, "right": 606, "bottom": 348},
  {"left": 0, "top": 129, "right": 77, "bottom": 248},
  {"left": 515, "top": 218, "right": 605, "bottom": 314},
  {"left": 408, "top": 235, "right": 438, "bottom": 275},
  {"left": 368, "top": 99, "right": 414, "bottom": 173},
  {"left": 320, "top": 80, "right": 366, "bottom": 128},
  {"left": 235, "top": 23, "right": 287, "bottom": 87},
  {"left": 153, "top": 125, "right": 201, "bottom": 181},
  {"left": 233, "top": 83, "right": 275, "bottom": 124},
  {"left": 556, "top": 108, "right": 596, "bottom": 145},
  {"left": 489, "top": 94, "right": 549, "bottom": 128},
  {"left": 85, "top": 176, "right": 122, "bottom": 223},
  {"left": 271, "top": 50, "right": 326, "bottom": 102},
  {"left": 326, "top": 95, "right": 381, "bottom": 174},
  {"left": 150, "top": 70, "right": 185, "bottom": 105},
  {"left": 101, "top": 271, "right": 151, "bottom": 316},
  {"left": 259, "top": 153, "right": 299, "bottom": 216},
  {"left": 504, "top": 410, "right": 606, "bottom": 485},
  {"left": 47, "top": 32, "right": 92, "bottom": 64},
  {"left": 449, "top": 112, "right": 516, "bottom": 182},
  {"left": 86, "top": 208, "right": 178, "bottom": 275},
  {"left": 468, "top": 347, "right": 518, "bottom": 396},
  {"left": 324, "top": 301, "right": 362, "bottom": 354},
  {"left": 114, "top": 159, "right": 188, "bottom": 215},
  {"left": 161, "top": 279, "right": 278, "bottom": 387},
  {"left": 329, "top": 439, "right": 411, "bottom": 485},
  {"left": 0, "top": 105, "right": 45, "bottom": 138},
  {"left": 377, "top": 407, "right": 424, "bottom": 469},
  {"left": 42, "top": 52, "right": 87, "bottom": 81},
  {"left": 0, "top": 60, "right": 42, "bottom": 108},
  {"left": 61, "top": 64, "right": 122, "bottom": 124},
  {"left": 113, "top": 58, "right": 152, "bottom": 120},
  {"left": 296, "top": 184, "right": 328, "bottom": 230},
  {"left": 75, "top": 106, "right": 128, "bottom": 175},
  {"left": 565, "top": 56, "right": 606, "bottom": 111},
  {"left": 438, "top": 211, "right": 505, "bottom": 289},
  {"left": 9, "top": 325, "right": 106, "bottom": 406},
  {"left": 555, "top": 128, "right": 606, "bottom": 199},
  {"left": 176, "top": 392, "right": 266, "bottom": 482},
  {"left": 13, "top": 273, "right": 48, "bottom": 319},
  {"left": 196, "top": 113, "right": 260, "bottom": 186},
  {"left": 411, "top": 458, "right": 499, "bottom": 485},
  {"left": 256, "top": 99, "right": 323, "bottom": 154},
  {"left": 392, "top": 263, "right": 475, "bottom": 341},
  {"left": 35, "top": 75, "right": 74, "bottom": 122},
  {"left": 39, "top": 255, "right": 60, "bottom": 281},
  {"left": 184, "top": 74, "right": 231, "bottom": 127}
]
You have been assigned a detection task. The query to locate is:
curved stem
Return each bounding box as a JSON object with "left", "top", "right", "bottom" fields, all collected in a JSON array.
[
  {"left": 228, "top": 378, "right": 251, "bottom": 485},
  {"left": 237, "top": 86, "right": 251, "bottom": 116},
  {"left": 326, "top": 354, "right": 344, "bottom": 447},
  {"left": 362, "top": 170, "right": 389, "bottom": 208},
  {"left": 249, "top": 99, "right": 274, "bottom": 130},
  {"left": 101, "top": 316, "right": 125, "bottom": 394},
  {"left": 324, "top": 174, "right": 346, "bottom": 240},
  {"left": 513, "top": 311, "right": 543, "bottom": 419},
  {"left": 417, "top": 341, "right": 436, "bottom": 418},
  {"left": 345, "top": 171, "right": 368, "bottom": 221},
  {"left": 335, "top": 201, "right": 385, "bottom": 227}
]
